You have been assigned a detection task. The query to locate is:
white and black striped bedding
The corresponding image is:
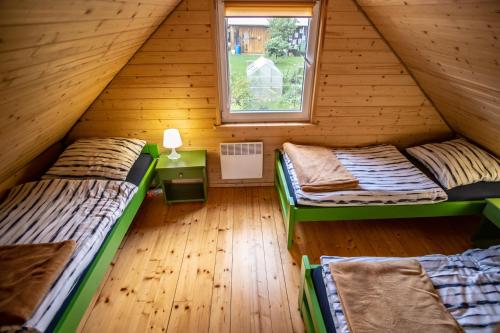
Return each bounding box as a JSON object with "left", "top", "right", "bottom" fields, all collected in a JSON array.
[
  {"left": 0, "top": 179, "right": 137, "bottom": 332},
  {"left": 43, "top": 137, "right": 146, "bottom": 181},
  {"left": 321, "top": 246, "right": 500, "bottom": 333},
  {"left": 284, "top": 145, "right": 447, "bottom": 206},
  {"left": 407, "top": 138, "right": 500, "bottom": 189}
]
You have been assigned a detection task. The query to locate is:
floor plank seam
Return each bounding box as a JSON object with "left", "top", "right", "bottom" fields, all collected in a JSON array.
[
  {"left": 206, "top": 191, "right": 223, "bottom": 333},
  {"left": 256, "top": 189, "right": 274, "bottom": 333},
  {"left": 270, "top": 190, "right": 302, "bottom": 333},
  {"left": 267, "top": 189, "right": 296, "bottom": 332},
  {"left": 165, "top": 205, "right": 195, "bottom": 332}
]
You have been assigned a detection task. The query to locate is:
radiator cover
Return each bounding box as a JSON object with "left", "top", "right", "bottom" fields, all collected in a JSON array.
[{"left": 220, "top": 142, "right": 263, "bottom": 179}]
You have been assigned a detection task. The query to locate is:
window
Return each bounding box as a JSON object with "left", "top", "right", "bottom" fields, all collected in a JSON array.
[{"left": 216, "top": 0, "right": 322, "bottom": 123}]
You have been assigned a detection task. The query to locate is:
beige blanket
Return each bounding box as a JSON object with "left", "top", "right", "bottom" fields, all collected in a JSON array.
[
  {"left": 329, "top": 260, "right": 464, "bottom": 333},
  {"left": 0, "top": 240, "right": 76, "bottom": 326},
  {"left": 283, "top": 142, "right": 358, "bottom": 192}
]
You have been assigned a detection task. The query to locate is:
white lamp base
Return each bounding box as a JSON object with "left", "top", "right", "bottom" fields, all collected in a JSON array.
[{"left": 168, "top": 147, "right": 181, "bottom": 160}]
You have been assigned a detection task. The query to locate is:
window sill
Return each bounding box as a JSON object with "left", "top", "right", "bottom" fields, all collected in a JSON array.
[{"left": 214, "top": 122, "right": 317, "bottom": 129}]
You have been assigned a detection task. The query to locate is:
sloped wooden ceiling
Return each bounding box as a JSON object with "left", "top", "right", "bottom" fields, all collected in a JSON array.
[
  {"left": 69, "top": 0, "right": 452, "bottom": 186},
  {"left": 0, "top": 0, "right": 180, "bottom": 183},
  {"left": 357, "top": 0, "right": 500, "bottom": 155}
]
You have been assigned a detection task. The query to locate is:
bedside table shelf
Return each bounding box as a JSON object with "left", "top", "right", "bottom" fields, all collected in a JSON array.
[{"left": 156, "top": 150, "right": 207, "bottom": 204}]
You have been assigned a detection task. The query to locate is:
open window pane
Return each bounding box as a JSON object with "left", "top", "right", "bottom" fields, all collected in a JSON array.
[{"left": 227, "top": 18, "right": 310, "bottom": 113}]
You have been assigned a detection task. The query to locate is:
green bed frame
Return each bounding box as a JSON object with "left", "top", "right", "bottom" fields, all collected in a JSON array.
[
  {"left": 299, "top": 256, "right": 326, "bottom": 333},
  {"left": 50, "top": 144, "right": 159, "bottom": 333},
  {"left": 275, "top": 150, "right": 494, "bottom": 250}
]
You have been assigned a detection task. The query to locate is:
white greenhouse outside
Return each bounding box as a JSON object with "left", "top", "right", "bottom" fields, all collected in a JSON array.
[{"left": 246, "top": 57, "right": 283, "bottom": 102}]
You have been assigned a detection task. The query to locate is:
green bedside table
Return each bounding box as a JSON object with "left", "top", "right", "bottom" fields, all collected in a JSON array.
[{"left": 155, "top": 150, "right": 207, "bottom": 204}]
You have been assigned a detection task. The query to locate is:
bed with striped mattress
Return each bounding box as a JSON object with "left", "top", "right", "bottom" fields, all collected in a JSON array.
[
  {"left": 275, "top": 146, "right": 495, "bottom": 250},
  {"left": 319, "top": 246, "right": 500, "bottom": 333},
  {"left": 283, "top": 144, "right": 447, "bottom": 207},
  {"left": 0, "top": 178, "right": 137, "bottom": 332}
]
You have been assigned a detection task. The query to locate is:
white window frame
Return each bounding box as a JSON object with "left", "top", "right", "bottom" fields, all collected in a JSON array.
[{"left": 215, "top": 0, "right": 322, "bottom": 123}]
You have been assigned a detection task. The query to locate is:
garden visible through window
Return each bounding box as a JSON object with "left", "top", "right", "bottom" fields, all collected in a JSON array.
[
  {"left": 227, "top": 17, "right": 310, "bottom": 113},
  {"left": 217, "top": 0, "right": 320, "bottom": 122}
]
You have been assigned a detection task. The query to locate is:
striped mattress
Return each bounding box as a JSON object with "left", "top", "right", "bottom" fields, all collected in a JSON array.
[
  {"left": 283, "top": 144, "right": 448, "bottom": 206},
  {"left": 0, "top": 179, "right": 137, "bottom": 332},
  {"left": 321, "top": 246, "right": 500, "bottom": 333}
]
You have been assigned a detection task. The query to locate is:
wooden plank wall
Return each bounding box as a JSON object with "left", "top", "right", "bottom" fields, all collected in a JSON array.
[
  {"left": 0, "top": 0, "right": 181, "bottom": 184},
  {"left": 357, "top": 0, "right": 500, "bottom": 155},
  {"left": 0, "top": 143, "right": 62, "bottom": 201},
  {"left": 69, "top": 0, "right": 452, "bottom": 186}
]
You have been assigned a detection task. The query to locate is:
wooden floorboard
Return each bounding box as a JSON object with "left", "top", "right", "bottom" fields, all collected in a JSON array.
[{"left": 81, "top": 187, "right": 479, "bottom": 333}]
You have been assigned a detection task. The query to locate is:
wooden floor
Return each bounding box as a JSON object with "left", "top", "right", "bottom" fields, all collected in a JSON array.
[{"left": 79, "top": 187, "right": 479, "bottom": 333}]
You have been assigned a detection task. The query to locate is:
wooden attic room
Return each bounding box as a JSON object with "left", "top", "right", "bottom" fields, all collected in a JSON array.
[{"left": 0, "top": 0, "right": 499, "bottom": 332}]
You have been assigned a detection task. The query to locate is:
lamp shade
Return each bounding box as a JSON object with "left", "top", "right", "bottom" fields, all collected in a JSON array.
[{"left": 163, "top": 129, "right": 182, "bottom": 148}]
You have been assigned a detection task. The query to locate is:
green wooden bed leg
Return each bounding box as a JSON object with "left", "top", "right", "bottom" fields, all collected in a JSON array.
[
  {"left": 299, "top": 256, "right": 327, "bottom": 333},
  {"left": 287, "top": 210, "right": 296, "bottom": 250},
  {"left": 472, "top": 199, "right": 500, "bottom": 247},
  {"left": 483, "top": 198, "right": 500, "bottom": 228},
  {"left": 274, "top": 150, "right": 299, "bottom": 250},
  {"left": 472, "top": 217, "right": 500, "bottom": 248},
  {"left": 301, "top": 299, "right": 316, "bottom": 333},
  {"left": 299, "top": 256, "right": 312, "bottom": 332},
  {"left": 299, "top": 256, "right": 311, "bottom": 311}
]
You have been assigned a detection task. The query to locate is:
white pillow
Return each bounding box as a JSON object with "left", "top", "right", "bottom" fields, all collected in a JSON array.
[
  {"left": 44, "top": 137, "right": 146, "bottom": 181},
  {"left": 406, "top": 138, "right": 500, "bottom": 189}
]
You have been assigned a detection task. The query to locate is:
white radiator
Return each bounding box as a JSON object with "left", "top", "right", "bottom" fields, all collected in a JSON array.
[{"left": 220, "top": 142, "right": 263, "bottom": 179}]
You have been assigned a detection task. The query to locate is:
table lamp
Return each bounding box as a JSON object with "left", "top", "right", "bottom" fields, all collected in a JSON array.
[{"left": 163, "top": 128, "right": 182, "bottom": 160}]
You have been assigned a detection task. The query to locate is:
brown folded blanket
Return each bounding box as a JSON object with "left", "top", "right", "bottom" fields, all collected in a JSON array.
[
  {"left": 283, "top": 142, "right": 358, "bottom": 192},
  {"left": 0, "top": 240, "right": 76, "bottom": 326},
  {"left": 330, "top": 260, "right": 464, "bottom": 333}
]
